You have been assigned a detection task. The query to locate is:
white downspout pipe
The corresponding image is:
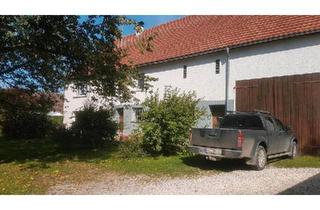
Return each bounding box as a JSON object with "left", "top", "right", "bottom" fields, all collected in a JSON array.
[{"left": 225, "top": 47, "right": 230, "bottom": 115}]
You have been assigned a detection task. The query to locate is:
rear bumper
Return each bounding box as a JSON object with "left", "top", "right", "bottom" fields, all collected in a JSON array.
[{"left": 189, "top": 145, "right": 243, "bottom": 159}]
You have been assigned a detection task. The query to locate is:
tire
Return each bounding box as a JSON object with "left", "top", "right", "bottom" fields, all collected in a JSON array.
[
  {"left": 253, "top": 145, "right": 267, "bottom": 171},
  {"left": 290, "top": 141, "right": 298, "bottom": 159}
]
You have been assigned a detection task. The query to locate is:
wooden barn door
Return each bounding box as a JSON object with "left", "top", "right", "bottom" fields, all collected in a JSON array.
[
  {"left": 236, "top": 73, "right": 320, "bottom": 154},
  {"left": 293, "top": 76, "right": 320, "bottom": 154}
]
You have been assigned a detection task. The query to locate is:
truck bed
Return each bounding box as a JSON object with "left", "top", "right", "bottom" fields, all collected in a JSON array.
[{"left": 190, "top": 127, "right": 267, "bottom": 158}]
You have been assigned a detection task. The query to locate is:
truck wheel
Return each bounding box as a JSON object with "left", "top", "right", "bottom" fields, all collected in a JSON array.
[
  {"left": 253, "top": 146, "right": 267, "bottom": 171},
  {"left": 290, "top": 141, "right": 298, "bottom": 159}
]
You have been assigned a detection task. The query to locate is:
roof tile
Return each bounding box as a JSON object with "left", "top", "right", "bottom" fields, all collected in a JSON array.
[{"left": 120, "top": 15, "right": 320, "bottom": 66}]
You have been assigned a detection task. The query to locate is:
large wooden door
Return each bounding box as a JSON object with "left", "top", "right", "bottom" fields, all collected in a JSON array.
[{"left": 236, "top": 73, "right": 320, "bottom": 154}]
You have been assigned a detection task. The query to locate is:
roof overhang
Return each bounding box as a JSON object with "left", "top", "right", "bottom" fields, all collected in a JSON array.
[{"left": 136, "top": 29, "right": 320, "bottom": 68}]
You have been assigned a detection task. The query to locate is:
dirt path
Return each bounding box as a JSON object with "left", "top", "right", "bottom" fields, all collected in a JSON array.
[{"left": 48, "top": 167, "right": 320, "bottom": 195}]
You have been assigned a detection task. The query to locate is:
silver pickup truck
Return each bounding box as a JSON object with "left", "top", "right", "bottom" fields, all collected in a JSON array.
[{"left": 189, "top": 111, "right": 298, "bottom": 170}]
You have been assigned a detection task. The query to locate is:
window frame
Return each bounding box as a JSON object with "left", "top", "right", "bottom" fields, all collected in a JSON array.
[
  {"left": 215, "top": 59, "right": 220, "bottom": 74},
  {"left": 132, "top": 107, "right": 143, "bottom": 123},
  {"left": 75, "top": 84, "right": 88, "bottom": 97},
  {"left": 183, "top": 65, "right": 187, "bottom": 79},
  {"left": 264, "top": 116, "right": 277, "bottom": 132},
  {"left": 137, "top": 73, "right": 145, "bottom": 91}
]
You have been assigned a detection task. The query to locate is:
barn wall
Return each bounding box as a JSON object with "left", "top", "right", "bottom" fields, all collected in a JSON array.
[
  {"left": 229, "top": 33, "right": 320, "bottom": 109},
  {"left": 236, "top": 73, "right": 320, "bottom": 154}
]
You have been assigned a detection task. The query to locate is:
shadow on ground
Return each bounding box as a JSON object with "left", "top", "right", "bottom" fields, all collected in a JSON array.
[
  {"left": 0, "top": 137, "right": 118, "bottom": 166},
  {"left": 181, "top": 155, "right": 253, "bottom": 172},
  {"left": 278, "top": 173, "right": 320, "bottom": 195}
]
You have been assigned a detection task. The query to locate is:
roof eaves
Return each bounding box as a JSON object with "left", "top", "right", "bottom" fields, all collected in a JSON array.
[{"left": 136, "top": 29, "right": 320, "bottom": 68}]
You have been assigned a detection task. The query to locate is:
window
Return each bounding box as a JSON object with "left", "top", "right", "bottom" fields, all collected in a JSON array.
[
  {"left": 274, "top": 118, "right": 286, "bottom": 131},
  {"left": 132, "top": 107, "right": 143, "bottom": 122},
  {"left": 220, "top": 115, "right": 264, "bottom": 130},
  {"left": 264, "top": 117, "right": 276, "bottom": 132},
  {"left": 77, "top": 84, "right": 87, "bottom": 96},
  {"left": 183, "top": 65, "right": 187, "bottom": 79},
  {"left": 137, "top": 73, "right": 145, "bottom": 90},
  {"left": 215, "top": 59, "right": 220, "bottom": 74}
]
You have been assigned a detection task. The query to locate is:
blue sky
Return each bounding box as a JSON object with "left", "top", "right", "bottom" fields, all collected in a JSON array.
[
  {"left": 121, "top": 15, "right": 183, "bottom": 36},
  {"left": 79, "top": 15, "right": 183, "bottom": 36}
]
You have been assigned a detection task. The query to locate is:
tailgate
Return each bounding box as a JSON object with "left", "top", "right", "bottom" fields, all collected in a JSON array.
[{"left": 191, "top": 128, "right": 240, "bottom": 150}]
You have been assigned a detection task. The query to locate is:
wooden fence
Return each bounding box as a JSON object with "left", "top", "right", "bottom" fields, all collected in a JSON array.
[{"left": 236, "top": 73, "right": 320, "bottom": 154}]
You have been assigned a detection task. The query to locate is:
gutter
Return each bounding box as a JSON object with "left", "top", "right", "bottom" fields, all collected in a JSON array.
[{"left": 225, "top": 47, "right": 230, "bottom": 115}]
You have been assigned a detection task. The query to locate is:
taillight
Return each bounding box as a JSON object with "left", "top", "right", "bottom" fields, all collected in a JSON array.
[{"left": 237, "top": 130, "right": 244, "bottom": 148}]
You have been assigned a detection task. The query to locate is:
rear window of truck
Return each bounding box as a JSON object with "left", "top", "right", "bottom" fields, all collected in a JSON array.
[{"left": 220, "top": 115, "right": 264, "bottom": 130}]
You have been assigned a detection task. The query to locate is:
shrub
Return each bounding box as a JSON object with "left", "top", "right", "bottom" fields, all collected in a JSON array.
[
  {"left": 2, "top": 112, "right": 53, "bottom": 139},
  {"left": 140, "top": 88, "right": 205, "bottom": 155},
  {"left": 117, "top": 131, "right": 147, "bottom": 158},
  {"left": 141, "top": 122, "right": 162, "bottom": 155},
  {"left": 0, "top": 89, "right": 55, "bottom": 139},
  {"left": 51, "top": 125, "right": 76, "bottom": 150},
  {"left": 70, "top": 103, "right": 118, "bottom": 148},
  {"left": 50, "top": 116, "right": 63, "bottom": 127}
]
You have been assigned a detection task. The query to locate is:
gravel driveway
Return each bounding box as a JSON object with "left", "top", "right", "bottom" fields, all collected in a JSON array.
[{"left": 49, "top": 167, "right": 320, "bottom": 195}]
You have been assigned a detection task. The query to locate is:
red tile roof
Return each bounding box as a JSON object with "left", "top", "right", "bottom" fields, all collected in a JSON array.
[{"left": 119, "top": 15, "right": 320, "bottom": 66}]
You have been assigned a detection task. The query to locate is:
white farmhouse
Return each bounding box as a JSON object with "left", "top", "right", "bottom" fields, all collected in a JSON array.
[{"left": 64, "top": 15, "right": 320, "bottom": 139}]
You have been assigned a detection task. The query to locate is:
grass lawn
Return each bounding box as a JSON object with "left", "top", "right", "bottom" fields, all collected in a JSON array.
[
  {"left": 0, "top": 137, "right": 219, "bottom": 194},
  {"left": 272, "top": 156, "right": 320, "bottom": 168},
  {"left": 2, "top": 136, "right": 318, "bottom": 194}
]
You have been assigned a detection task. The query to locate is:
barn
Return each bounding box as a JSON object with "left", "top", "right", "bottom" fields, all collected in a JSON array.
[{"left": 64, "top": 15, "right": 320, "bottom": 154}]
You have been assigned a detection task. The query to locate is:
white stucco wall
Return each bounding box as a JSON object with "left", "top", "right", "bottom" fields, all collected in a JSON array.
[
  {"left": 135, "top": 52, "right": 227, "bottom": 102},
  {"left": 63, "top": 85, "right": 89, "bottom": 126},
  {"left": 63, "top": 33, "right": 320, "bottom": 131},
  {"left": 228, "top": 33, "right": 320, "bottom": 108}
]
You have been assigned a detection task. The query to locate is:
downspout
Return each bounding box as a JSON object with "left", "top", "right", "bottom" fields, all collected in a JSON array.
[{"left": 225, "top": 47, "right": 230, "bottom": 115}]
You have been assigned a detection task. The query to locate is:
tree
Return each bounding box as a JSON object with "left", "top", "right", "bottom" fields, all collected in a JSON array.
[
  {"left": 0, "top": 16, "right": 148, "bottom": 102},
  {"left": 0, "top": 89, "right": 57, "bottom": 138}
]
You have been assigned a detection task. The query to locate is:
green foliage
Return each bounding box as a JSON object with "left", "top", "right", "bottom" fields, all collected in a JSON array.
[
  {"left": 140, "top": 88, "right": 205, "bottom": 155},
  {"left": 0, "top": 16, "right": 153, "bottom": 101},
  {"left": 0, "top": 89, "right": 55, "bottom": 139},
  {"left": 53, "top": 102, "right": 118, "bottom": 149},
  {"left": 117, "top": 131, "right": 147, "bottom": 159},
  {"left": 141, "top": 123, "right": 162, "bottom": 155},
  {"left": 50, "top": 116, "right": 63, "bottom": 127},
  {"left": 2, "top": 112, "right": 53, "bottom": 139},
  {"left": 51, "top": 126, "right": 76, "bottom": 150}
]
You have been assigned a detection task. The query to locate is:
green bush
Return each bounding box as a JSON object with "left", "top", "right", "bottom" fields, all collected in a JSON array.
[
  {"left": 51, "top": 125, "right": 76, "bottom": 150},
  {"left": 69, "top": 103, "right": 118, "bottom": 148},
  {"left": 2, "top": 112, "right": 53, "bottom": 139},
  {"left": 141, "top": 122, "right": 162, "bottom": 155},
  {"left": 117, "top": 131, "right": 147, "bottom": 158},
  {"left": 140, "top": 88, "right": 205, "bottom": 155},
  {"left": 50, "top": 116, "right": 63, "bottom": 127},
  {"left": 0, "top": 89, "right": 55, "bottom": 139}
]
